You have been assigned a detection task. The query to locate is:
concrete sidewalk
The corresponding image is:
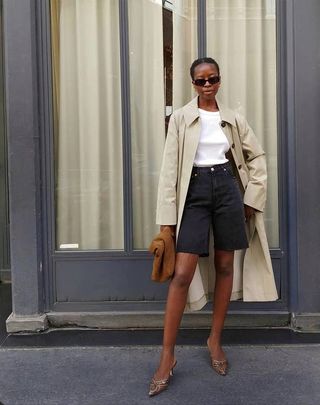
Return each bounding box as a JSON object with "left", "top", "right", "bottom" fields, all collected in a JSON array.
[{"left": 0, "top": 344, "right": 319, "bottom": 405}]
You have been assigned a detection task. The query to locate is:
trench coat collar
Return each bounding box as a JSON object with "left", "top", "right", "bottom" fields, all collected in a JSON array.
[{"left": 182, "top": 95, "right": 237, "bottom": 127}]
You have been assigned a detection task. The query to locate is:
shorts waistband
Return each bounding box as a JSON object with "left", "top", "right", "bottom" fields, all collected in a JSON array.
[{"left": 192, "top": 161, "right": 231, "bottom": 172}]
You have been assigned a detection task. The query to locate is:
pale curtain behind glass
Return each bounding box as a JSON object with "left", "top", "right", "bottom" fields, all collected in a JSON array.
[
  {"left": 51, "top": 0, "right": 278, "bottom": 251},
  {"left": 206, "top": 0, "right": 279, "bottom": 247},
  {"left": 51, "top": 0, "right": 124, "bottom": 250},
  {"left": 172, "top": 0, "right": 198, "bottom": 109},
  {"left": 128, "top": 0, "right": 165, "bottom": 249}
]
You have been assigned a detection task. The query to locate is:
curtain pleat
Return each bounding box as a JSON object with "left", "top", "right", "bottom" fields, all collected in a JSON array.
[
  {"left": 128, "top": 0, "right": 166, "bottom": 249},
  {"left": 172, "top": 0, "right": 198, "bottom": 108}
]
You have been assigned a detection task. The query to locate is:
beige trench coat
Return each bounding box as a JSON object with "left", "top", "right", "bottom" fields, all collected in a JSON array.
[{"left": 156, "top": 95, "right": 279, "bottom": 311}]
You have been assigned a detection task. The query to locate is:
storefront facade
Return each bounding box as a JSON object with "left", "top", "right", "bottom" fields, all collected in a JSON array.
[{"left": 2, "top": 0, "right": 320, "bottom": 332}]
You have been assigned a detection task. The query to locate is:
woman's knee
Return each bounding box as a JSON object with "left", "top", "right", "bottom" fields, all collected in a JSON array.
[
  {"left": 215, "top": 262, "right": 233, "bottom": 277},
  {"left": 171, "top": 252, "right": 198, "bottom": 288},
  {"left": 171, "top": 269, "right": 194, "bottom": 289},
  {"left": 214, "top": 250, "right": 234, "bottom": 277}
]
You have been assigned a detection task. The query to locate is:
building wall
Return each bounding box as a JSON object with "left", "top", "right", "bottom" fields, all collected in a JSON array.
[{"left": 2, "top": 0, "right": 320, "bottom": 332}]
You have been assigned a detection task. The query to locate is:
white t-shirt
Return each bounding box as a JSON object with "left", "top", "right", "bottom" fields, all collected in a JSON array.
[{"left": 193, "top": 108, "right": 230, "bottom": 166}]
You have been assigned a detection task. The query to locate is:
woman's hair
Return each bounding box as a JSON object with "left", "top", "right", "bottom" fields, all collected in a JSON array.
[{"left": 190, "top": 57, "right": 220, "bottom": 80}]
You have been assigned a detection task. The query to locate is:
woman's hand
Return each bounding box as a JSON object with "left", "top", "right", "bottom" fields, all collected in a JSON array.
[
  {"left": 160, "top": 225, "right": 176, "bottom": 237},
  {"left": 244, "top": 204, "right": 256, "bottom": 222}
]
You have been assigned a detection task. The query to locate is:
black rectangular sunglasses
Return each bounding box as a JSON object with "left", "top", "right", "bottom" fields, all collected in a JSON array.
[{"left": 193, "top": 76, "right": 220, "bottom": 87}]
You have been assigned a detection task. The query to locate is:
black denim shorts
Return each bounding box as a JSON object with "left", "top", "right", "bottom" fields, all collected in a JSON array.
[{"left": 176, "top": 161, "right": 249, "bottom": 256}]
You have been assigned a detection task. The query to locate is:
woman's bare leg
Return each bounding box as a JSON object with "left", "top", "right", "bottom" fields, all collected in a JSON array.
[
  {"left": 153, "top": 252, "right": 199, "bottom": 379},
  {"left": 207, "top": 249, "right": 234, "bottom": 360}
]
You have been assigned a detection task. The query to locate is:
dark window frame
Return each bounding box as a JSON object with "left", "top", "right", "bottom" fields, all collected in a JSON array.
[{"left": 0, "top": 0, "right": 10, "bottom": 277}]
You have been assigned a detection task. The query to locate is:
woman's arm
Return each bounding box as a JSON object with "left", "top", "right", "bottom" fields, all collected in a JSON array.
[
  {"left": 156, "top": 113, "right": 179, "bottom": 226},
  {"left": 237, "top": 115, "right": 267, "bottom": 213}
]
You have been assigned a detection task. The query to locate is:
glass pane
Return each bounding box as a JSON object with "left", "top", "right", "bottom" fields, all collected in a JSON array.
[
  {"left": 50, "top": 0, "right": 124, "bottom": 250},
  {"left": 207, "top": 0, "right": 279, "bottom": 247},
  {"left": 129, "top": 0, "right": 197, "bottom": 249}
]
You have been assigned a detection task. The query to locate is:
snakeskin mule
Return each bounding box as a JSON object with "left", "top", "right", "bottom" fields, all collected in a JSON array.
[
  {"left": 148, "top": 359, "right": 177, "bottom": 397},
  {"left": 207, "top": 338, "right": 228, "bottom": 376}
]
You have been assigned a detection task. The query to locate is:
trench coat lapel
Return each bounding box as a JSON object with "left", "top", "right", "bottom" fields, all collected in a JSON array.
[
  {"left": 176, "top": 113, "right": 200, "bottom": 230},
  {"left": 182, "top": 95, "right": 236, "bottom": 148},
  {"left": 181, "top": 98, "right": 201, "bottom": 164}
]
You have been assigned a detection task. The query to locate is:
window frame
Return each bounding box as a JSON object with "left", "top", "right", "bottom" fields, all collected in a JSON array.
[{"left": 37, "top": 0, "right": 288, "bottom": 311}]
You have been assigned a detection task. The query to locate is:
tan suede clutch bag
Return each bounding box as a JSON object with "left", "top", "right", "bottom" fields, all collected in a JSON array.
[{"left": 148, "top": 227, "right": 175, "bottom": 282}]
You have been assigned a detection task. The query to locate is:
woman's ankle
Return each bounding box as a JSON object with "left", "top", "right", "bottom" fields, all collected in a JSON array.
[
  {"left": 161, "top": 346, "right": 175, "bottom": 356},
  {"left": 208, "top": 333, "right": 222, "bottom": 346},
  {"left": 154, "top": 349, "right": 175, "bottom": 376},
  {"left": 162, "top": 342, "right": 175, "bottom": 351}
]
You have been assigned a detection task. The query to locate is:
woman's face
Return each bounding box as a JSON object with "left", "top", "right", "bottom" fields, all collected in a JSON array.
[{"left": 192, "top": 63, "right": 220, "bottom": 100}]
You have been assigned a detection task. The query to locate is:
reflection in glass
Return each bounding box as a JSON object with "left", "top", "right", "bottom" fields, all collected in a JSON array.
[{"left": 129, "top": 0, "right": 197, "bottom": 249}]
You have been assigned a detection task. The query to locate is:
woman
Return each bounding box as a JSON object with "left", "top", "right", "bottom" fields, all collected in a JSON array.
[{"left": 149, "top": 57, "right": 278, "bottom": 397}]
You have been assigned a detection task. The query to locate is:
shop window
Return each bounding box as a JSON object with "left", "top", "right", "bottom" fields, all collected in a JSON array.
[{"left": 50, "top": 0, "right": 278, "bottom": 250}]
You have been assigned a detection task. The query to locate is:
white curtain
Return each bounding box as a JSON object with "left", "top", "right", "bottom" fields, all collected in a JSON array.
[
  {"left": 206, "top": 0, "right": 278, "bottom": 247},
  {"left": 128, "top": 0, "right": 166, "bottom": 249},
  {"left": 172, "top": 0, "right": 198, "bottom": 109},
  {"left": 52, "top": 0, "right": 124, "bottom": 250}
]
